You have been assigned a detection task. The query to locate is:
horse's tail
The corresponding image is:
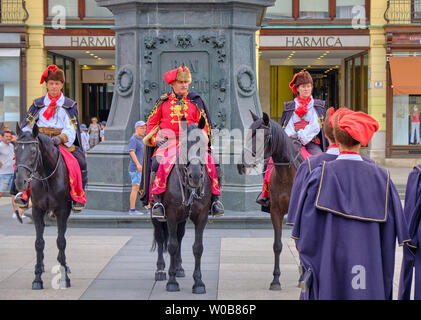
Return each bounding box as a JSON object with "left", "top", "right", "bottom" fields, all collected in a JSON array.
[{"left": 150, "top": 219, "right": 168, "bottom": 253}]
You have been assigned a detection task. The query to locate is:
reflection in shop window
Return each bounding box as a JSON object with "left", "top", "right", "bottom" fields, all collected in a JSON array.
[
  {"left": 0, "top": 57, "right": 20, "bottom": 122},
  {"left": 266, "top": 0, "right": 292, "bottom": 18},
  {"left": 336, "top": 0, "right": 365, "bottom": 19},
  {"left": 393, "top": 95, "right": 421, "bottom": 146},
  {"left": 85, "top": 0, "right": 113, "bottom": 18},
  {"left": 48, "top": 0, "right": 78, "bottom": 18},
  {"left": 299, "top": 0, "right": 329, "bottom": 19}
]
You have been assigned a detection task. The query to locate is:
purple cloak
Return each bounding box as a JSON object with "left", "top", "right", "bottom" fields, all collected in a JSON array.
[
  {"left": 287, "top": 153, "right": 374, "bottom": 226},
  {"left": 291, "top": 159, "right": 411, "bottom": 300},
  {"left": 398, "top": 165, "right": 421, "bottom": 300}
]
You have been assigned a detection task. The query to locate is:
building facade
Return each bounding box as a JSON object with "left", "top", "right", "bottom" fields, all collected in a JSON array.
[
  {"left": 0, "top": 0, "right": 28, "bottom": 126},
  {"left": 6, "top": 0, "right": 116, "bottom": 127},
  {"left": 258, "top": 0, "right": 421, "bottom": 161}
]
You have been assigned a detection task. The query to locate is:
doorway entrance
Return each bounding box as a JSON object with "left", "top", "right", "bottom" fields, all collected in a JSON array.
[
  {"left": 295, "top": 67, "right": 339, "bottom": 109},
  {"left": 81, "top": 83, "right": 114, "bottom": 126}
]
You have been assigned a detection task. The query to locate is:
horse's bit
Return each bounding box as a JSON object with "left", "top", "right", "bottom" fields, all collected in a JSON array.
[
  {"left": 175, "top": 155, "right": 206, "bottom": 209},
  {"left": 15, "top": 139, "right": 62, "bottom": 182}
]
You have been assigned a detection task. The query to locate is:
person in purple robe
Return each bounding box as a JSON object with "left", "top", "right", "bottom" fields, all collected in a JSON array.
[
  {"left": 287, "top": 107, "right": 375, "bottom": 227},
  {"left": 290, "top": 110, "right": 412, "bottom": 300},
  {"left": 398, "top": 165, "right": 421, "bottom": 300}
]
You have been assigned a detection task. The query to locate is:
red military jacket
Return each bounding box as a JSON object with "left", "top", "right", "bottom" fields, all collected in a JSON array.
[{"left": 145, "top": 92, "right": 210, "bottom": 156}]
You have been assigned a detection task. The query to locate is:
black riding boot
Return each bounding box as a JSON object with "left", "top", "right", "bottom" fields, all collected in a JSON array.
[
  {"left": 150, "top": 171, "right": 166, "bottom": 220},
  {"left": 14, "top": 192, "right": 29, "bottom": 209},
  {"left": 210, "top": 163, "right": 224, "bottom": 217},
  {"left": 256, "top": 193, "right": 270, "bottom": 207},
  {"left": 210, "top": 195, "right": 224, "bottom": 216}
]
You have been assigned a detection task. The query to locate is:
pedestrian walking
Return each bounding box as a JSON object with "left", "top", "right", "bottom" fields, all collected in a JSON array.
[
  {"left": 128, "top": 120, "right": 146, "bottom": 215},
  {"left": 88, "top": 117, "right": 101, "bottom": 149},
  {"left": 100, "top": 121, "right": 106, "bottom": 142},
  {"left": 80, "top": 124, "right": 90, "bottom": 154}
]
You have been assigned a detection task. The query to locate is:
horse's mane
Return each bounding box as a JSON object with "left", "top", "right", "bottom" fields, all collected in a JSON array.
[
  {"left": 269, "top": 119, "right": 303, "bottom": 170},
  {"left": 18, "top": 131, "right": 56, "bottom": 150}
]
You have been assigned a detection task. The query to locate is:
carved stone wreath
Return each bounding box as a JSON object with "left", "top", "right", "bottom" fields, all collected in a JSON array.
[
  {"left": 116, "top": 67, "right": 134, "bottom": 96},
  {"left": 236, "top": 67, "right": 256, "bottom": 97}
]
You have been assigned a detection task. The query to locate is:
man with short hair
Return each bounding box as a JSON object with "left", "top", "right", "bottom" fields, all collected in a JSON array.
[
  {"left": 128, "top": 121, "right": 146, "bottom": 215},
  {"left": 0, "top": 131, "right": 14, "bottom": 198},
  {"left": 0, "top": 130, "right": 20, "bottom": 221}
]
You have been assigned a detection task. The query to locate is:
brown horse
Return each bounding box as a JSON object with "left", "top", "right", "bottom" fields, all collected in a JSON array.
[{"left": 237, "top": 111, "right": 303, "bottom": 290}]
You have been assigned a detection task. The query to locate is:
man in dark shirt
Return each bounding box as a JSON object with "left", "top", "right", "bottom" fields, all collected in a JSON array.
[{"left": 128, "top": 121, "right": 146, "bottom": 215}]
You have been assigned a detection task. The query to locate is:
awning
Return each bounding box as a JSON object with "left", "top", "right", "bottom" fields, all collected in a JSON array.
[{"left": 389, "top": 57, "right": 421, "bottom": 95}]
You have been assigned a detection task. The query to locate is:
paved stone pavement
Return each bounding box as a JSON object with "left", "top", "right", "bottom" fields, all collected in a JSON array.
[{"left": 0, "top": 197, "right": 413, "bottom": 300}]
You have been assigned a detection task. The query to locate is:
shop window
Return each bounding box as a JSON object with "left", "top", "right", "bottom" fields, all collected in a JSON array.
[
  {"left": 85, "top": 0, "right": 113, "bottom": 18},
  {"left": 336, "top": 0, "right": 365, "bottom": 19},
  {"left": 266, "top": 1, "right": 292, "bottom": 18},
  {"left": 300, "top": 0, "right": 329, "bottom": 19},
  {"left": 345, "top": 52, "right": 368, "bottom": 113},
  {"left": 0, "top": 57, "right": 20, "bottom": 122},
  {"left": 389, "top": 55, "right": 421, "bottom": 146},
  {"left": 392, "top": 96, "right": 421, "bottom": 145},
  {"left": 264, "top": 0, "right": 368, "bottom": 22},
  {"left": 48, "top": 0, "right": 78, "bottom": 18}
]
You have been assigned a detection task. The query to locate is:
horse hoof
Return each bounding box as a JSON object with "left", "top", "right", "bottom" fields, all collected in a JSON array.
[
  {"left": 32, "top": 281, "right": 43, "bottom": 290},
  {"left": 192, "top": 285, "right": 206, "bottom": 294},
  {"left": 176, "top": 269, "right": 185, "bottom": 278},
  {"left": 60, "top": 279, "right": 71, "bottom": 289},
  {"left": 269, "top": 283, "right": 282, "bottom": 291},
  {"left": 166, "top": 282, "right": 180, "bottom": 292},
  {"left": 155, "top": 271, "right": 166, "bottom": 281}
]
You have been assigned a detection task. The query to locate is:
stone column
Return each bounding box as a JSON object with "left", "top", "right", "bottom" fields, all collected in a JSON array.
[{"left": 88, "top": 0, "right": 275, "bottom": 212}]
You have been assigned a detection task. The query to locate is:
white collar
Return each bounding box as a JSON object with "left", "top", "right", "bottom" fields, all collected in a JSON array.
[
  {"left": 326, "top": 147, "right": 340, "bottom": 156},
  {"left": 336, "top": 154, "right": 363, "bottom": 161}
]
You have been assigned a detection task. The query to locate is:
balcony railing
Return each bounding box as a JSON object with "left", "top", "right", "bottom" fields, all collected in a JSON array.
[
  {"left": 385, "top": 0, "right": 421, "bottom": 24},
  {"left": 0, "top": 0, "right": 29, "bottom": 24}
]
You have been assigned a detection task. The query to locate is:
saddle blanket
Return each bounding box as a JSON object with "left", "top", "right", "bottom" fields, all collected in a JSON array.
[
  {"left": 21, "top": 146, "right": 86, "bottom": 204},
  {"left": 150, "top": 148, "right": 220, "bottom": 201}
]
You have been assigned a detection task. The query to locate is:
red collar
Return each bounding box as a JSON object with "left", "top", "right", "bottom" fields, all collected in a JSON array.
[
  {"left": 327, "top": 143, "right": 338, "bottom": 150},
  {"left": 339, "top": 151, "right": 359, "bottom": 155}
]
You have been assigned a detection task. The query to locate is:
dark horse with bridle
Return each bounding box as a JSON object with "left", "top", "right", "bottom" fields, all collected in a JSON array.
[
  {"left": 14, "top": 124, "right": 72, "bottom": 290},
  {"left": 238, "top": 111, "right": 303, "bottom": 290},
  {"left": 152, "top": 116, "right": 212, "bottom": 294}
]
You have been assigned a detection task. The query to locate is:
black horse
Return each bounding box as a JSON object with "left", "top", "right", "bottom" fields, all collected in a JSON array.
[
  {"left": 15, "top": 124, "right": 72, "bottom": 290},
  {"left": 238, "top": 111, "right": 303, "bottom": 290},
  {"left": 151, "top": 116, "right": 212, "bottom": 294}
]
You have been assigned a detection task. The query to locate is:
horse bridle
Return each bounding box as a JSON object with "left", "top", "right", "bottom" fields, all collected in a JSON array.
[
  {"left": 242, "top": 124, "right": 301, "bottom": 172},
  {"left": 15, "top": 139, "right": 62, "bottom": 182},
  {"left": 175, "top": 155, "right": 206, "bottom": 208}
]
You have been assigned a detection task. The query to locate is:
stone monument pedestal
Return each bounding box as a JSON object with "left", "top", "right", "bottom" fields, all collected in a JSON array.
[{"left": 86, "top": 0, "right": 275, "bottom": 213}]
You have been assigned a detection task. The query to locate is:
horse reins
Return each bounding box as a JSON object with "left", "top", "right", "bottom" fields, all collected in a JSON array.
[
  {"left": 242, "top": 125, "right": 302, "bottom": 171},
  {"left": 15, "top": 139, "right": 62, "bottom": 182}
]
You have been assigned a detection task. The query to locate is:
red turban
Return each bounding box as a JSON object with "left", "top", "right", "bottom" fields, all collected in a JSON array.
[
  {"left": 329, "top": 107, "right": 353, "bottom": 128},
  {"left": 337, "top": 111, "right": 379, "bottom": 146},
  {"left": 164, "top": 66, "right": 191, "bottom": 85}
]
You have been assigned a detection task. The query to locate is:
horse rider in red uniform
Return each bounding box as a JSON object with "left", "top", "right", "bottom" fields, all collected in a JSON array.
[
  {"left": 143, "top": 66, "right": 224, "bottom": 219},
  {"left": 14, "top": 65, "right": 87, "bottom": 213},
  {"left": 257, "top": 71, "right": 327, "bottom": 208}
]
